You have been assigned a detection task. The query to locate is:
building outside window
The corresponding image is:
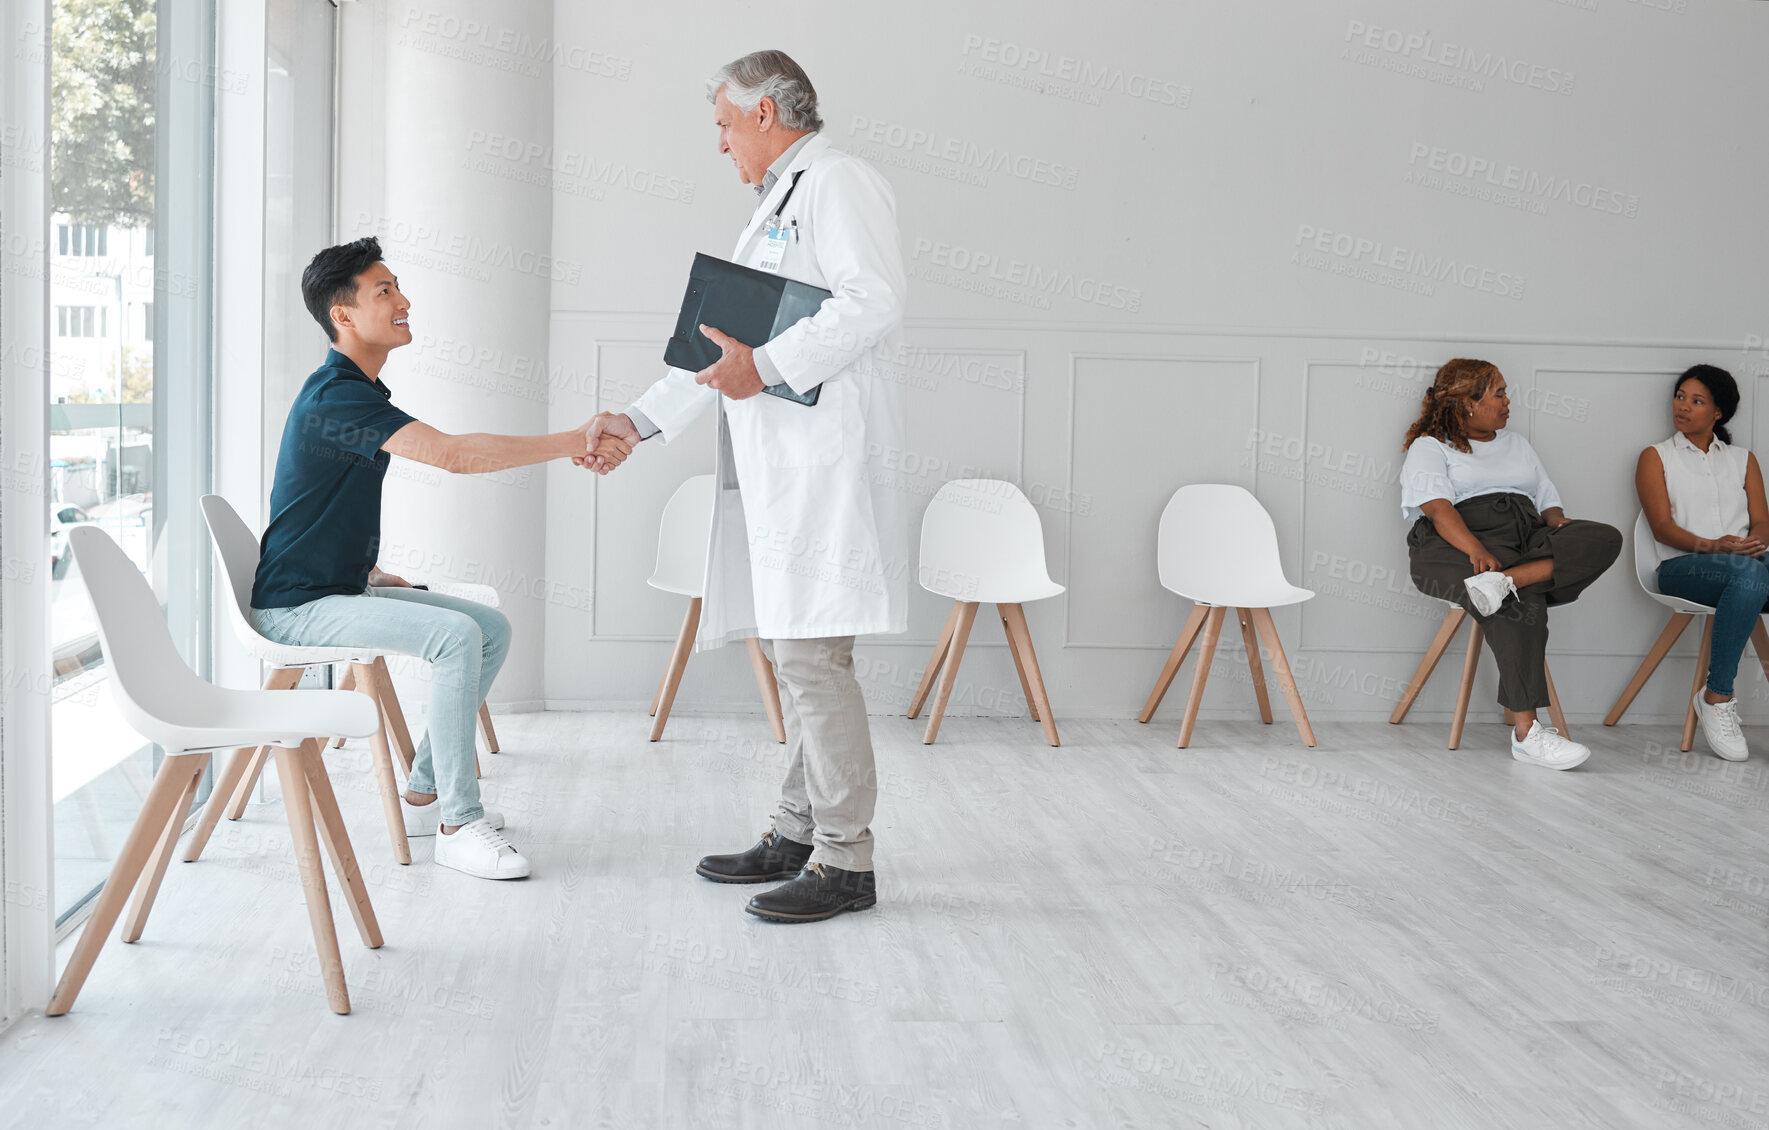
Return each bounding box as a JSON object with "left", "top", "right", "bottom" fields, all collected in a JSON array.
[{"left": 48, "top": 0, "right": 213, "bottom": 929}]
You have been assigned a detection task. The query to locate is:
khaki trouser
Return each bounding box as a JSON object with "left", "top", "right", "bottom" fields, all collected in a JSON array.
[{"left": 760, "top": 636, "right": 877, "bottom": 872}]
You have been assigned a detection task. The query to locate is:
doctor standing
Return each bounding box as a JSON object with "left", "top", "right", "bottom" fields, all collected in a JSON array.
[{"left": 583, "top": 50, "right": 909, "bottom": 923}]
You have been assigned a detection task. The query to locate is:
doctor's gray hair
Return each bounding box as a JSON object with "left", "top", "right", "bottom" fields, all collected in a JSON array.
[{"left": 705, "top": 50, "right": 824, "bottom": 132}]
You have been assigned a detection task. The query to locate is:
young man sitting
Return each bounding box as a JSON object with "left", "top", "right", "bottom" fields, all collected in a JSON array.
[{"left": 250, "top": 236, "right": 630, "bottom": 879}]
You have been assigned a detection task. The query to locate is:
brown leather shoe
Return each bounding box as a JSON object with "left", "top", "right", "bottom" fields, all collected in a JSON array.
[
  {"left": 745, "top": 862, "right": 876, "bottom": 922},
  {"left": 695, "top": 830, "right": 813, "bottom": 884}
]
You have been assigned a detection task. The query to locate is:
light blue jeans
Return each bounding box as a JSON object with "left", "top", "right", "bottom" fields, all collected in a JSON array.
[{"left": 252, "top": 586, "right": 512, "bottom": 826}]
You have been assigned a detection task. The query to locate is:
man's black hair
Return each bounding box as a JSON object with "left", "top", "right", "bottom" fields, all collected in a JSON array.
[{"left": 301, "top": 236, "right": 385, "bottom": 343}]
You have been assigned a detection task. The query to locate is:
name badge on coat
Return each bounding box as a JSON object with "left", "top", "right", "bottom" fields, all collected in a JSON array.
[{"left": 756, "top": 225, "right": 789, "bottom": 273}]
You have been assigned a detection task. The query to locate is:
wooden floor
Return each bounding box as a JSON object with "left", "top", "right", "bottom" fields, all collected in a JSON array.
[{"left": 1, "top": 710, "right": 1765, "bottom": 1129}]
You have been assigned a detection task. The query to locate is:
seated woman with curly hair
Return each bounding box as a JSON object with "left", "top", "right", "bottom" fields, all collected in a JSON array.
[{"left": 1400, "top": 358, "right": 1623, "bottom": 770}]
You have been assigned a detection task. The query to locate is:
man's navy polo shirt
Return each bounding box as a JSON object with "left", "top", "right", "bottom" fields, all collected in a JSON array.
[{"left": 251, "top": 349, "right": 418, "bottom": 609}]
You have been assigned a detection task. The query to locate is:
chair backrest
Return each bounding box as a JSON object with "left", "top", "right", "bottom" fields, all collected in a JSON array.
[
  {"left": 1156, "top": 484, "right": 1292, "bottom": 603},
  {"left": 1632, "top": 509, "right": 1715, "bottom": 614},
  {"left": 200, "top": 494, "right": 270, "bottom": 652},
  {"left": 68, "top": 526, "right": 211, "bottom": 749},
  {"left": 1633, "top": 511, "right": 1661, "bottom": 595},
  {"left": 649, "top": 475, "right": 716, "bottom": 596},
  {"left": 917, "top": 479, "right": 1055, "bottom": 599}
]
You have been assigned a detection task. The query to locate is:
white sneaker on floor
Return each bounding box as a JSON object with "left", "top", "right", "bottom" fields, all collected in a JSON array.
[
  {"left": 1464, "top": 571, "right": 1518, "bottom": 616},
  {"left": 1694, "top": 692, "right": 1751, "bottom": 762},
  {"left": 400, "top": 797, "right": 504, "bottom": 838},
  {"left": 432, "top": 817, "right": 531, "bottom": 880},
  {"left": 1510, "top": 721, "right": 1590, "bottom": 770}
]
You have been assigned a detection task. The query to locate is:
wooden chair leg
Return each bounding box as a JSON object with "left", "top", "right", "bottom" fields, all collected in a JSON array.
[
  {"left": 272, "top": 745, "right": 350, "bottom": 1015},
  {"left": 120, "top": 767, "right": 202, "bottom": 943},
  {"left": 1250, "top": 607, "right": 1316, "bottom": 748},
  {"left": 1138, "top": 604, "right": 1209, "bottom": 723},
  {"left": 300, "top": 739, "right": 383, "bottom": 949},
  {"left": 355, "top": 661, "right": 412, "bottom": 865},
  {"left": 221, "top": 666, "right": 306, "bottom": 818},
  {"left": 1178, "top": 607, "right": 1228, "bottom": 748},
  {"left": 907, "top": 602, "right": 962, "bottom": 720},
  {"left": 1449, "top": 623, "right": 1484, "bottom": 750},
  {"left": 183, "top": 744, "right": 257, "bottom": 862},
  {"left": 648, "top": 655, "right": 670, "bottom": 718},
  {"left": 1237, "top": 608, "right": 1274, "bottom": 725},
  {"left": 1682, "top": 616, "right": 1714, "bottom": 752},
  {"left": 998, "top": 604, "right": 1041, "bottom": 722},
  {"left": 477, "top": 703, "right": 501, "bottom": 753},
  {"left": 1544, "top": 663, "right": 1569, "bottom": 737},
  {"left": 372, "top": 657, "right": 419, "bottom": 777},
  {"left": 1389, "top": 608, "right": 1467, "bottom": 725},
  {"left": 650, "top": 597, "right": 701, "bottom": 742},
  {"left": 332, "top": 666, "right": 357, "bottom": 747},
  {"left": 746, "top": 637, "right": 787, "bottom": 744},
  {"left": 1605, "top": 612, "right": 1694, "bottom": 726},
  {"left": 46, "top": 754, "right": 205, "bottom": 1016},
  {"left": 923, "top": 602, "right": 980, "bottom": 745},
  {"left": 224, "top": 746, "right": 270, "bottom": 820},
  {"left": 1000, "top": 603, "right": 1059, "bottom": 747},
  {"left": 1750, "top": 620, "right": 1769, "bottom": 686}
]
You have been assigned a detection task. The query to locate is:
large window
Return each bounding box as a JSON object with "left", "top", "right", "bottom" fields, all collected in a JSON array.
[{"left": 48, "top": 0, "right": 213, "bottom": 927}]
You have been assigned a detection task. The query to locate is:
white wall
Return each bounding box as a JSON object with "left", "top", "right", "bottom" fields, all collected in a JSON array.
[
  {"left": 337, "top": 0, "right": 554, "bottom": 709},
  {"left": 347, "top": 0, "right": 1769, "bottom": 725}
]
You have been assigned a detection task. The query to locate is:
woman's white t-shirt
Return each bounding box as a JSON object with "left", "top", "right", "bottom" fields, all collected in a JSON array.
[
  {"left": 1399, "top": 430, "right": 1563, "bottom": 524},
  {"left": 1650, "top": 431, "right": 1752, "bottom": 566}
]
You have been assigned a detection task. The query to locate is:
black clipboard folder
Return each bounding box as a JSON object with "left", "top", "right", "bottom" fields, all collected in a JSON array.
[{"left": 664, "top": 252, "right": 832, "bottom": 406}]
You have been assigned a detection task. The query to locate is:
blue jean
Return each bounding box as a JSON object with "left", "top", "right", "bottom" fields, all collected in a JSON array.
[
  {"left": 253, "top": 586, "right": 512, "bottom": 825},
  {"left": 1656, "top": 553, "right": 1769, "bottom": 697}
]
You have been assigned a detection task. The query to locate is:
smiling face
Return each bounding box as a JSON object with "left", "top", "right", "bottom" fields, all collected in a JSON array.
[
  {"left": 1467, "top": 374, "right": 1511, "bottom": 437},
  {"left": 332, "top": 261, "right": 411, "bottom": 351},
  {"left": 1672, "top": 377, "right": 1722, "bottom": 439}
]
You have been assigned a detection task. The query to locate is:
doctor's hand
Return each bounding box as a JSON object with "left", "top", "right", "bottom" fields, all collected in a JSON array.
[
  {"left": 573, "top": 412, "right": 638, "bottom": 475},
  {"left": 694, "top": 325, "right": 764, "bottom": 400}
]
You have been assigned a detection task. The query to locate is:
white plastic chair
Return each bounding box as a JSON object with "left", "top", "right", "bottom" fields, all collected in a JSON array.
[
  {"left": 1603, "top": 511, "right": 1769, "bottom": 749},
  {"left": 906, "top": 479, "right": 1064, "bottom": 746},
  {"left": 646, "top": 475, "right": 786, "bottom": 743},
  {"left": 189, "top": 495, "right": 417, "bottom": 866},
  {"left": 1388, "top": 595, "right": 1569, "bottom": 749},
  {"left": 49, "top": 526, "right": 380, "bottom": 1017},
  {"left": 1136, "top": 485, "right": 1316, "bottom": 747}
]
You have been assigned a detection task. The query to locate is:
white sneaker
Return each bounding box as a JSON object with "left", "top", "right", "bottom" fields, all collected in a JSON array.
[
  {"left": 1510, "top": 721, "right": 1591, "bottom": 771},
  {"left": 1464, "top": 571, "right": 1518, "bottom": 616},
  {"left": 432, "top": 817, "right": 531, "bottom": 880},
  {"left": 400, "top": 796, "right": 504, "bottom": 838},
  {"left": 1694, "top": 693, "right": 1750, "bottom": 762}
]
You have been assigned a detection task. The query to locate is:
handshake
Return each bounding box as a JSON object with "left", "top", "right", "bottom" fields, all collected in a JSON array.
[
  {"left": 570, "top": 326, "right": 760, "bottom": 476},
  {"left": 572, "top": 411, "right": 641, "bottom": 475}
]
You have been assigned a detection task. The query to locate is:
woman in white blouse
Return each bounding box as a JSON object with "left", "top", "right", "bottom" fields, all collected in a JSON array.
[
  {"left": 1401, "top": 359, "right": 1622, "bottom": 770},
  {"left": 1636, "top": 364, "right": 1769, "bottom": 762}
]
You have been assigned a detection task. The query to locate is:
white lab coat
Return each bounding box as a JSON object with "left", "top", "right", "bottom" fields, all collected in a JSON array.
[{"left": 633, "top": 134, "right": 910, "bottom": 649}]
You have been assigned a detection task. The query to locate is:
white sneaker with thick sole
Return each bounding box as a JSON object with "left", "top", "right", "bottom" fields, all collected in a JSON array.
[
  {"left": 1464, "top": 571, "right": 1518, "bottom": 616},
  {"left": 400, "top": 797, "right": 504, "bottom": 838},
  {"left": 433, "top": 817, "right": 531, "bottom": 880},
  {"left": 1694, "top": 692, "right": 1750, "bottom": 762},
  {"left": 1510, "top": 720, "right": 1590, "bottom": 770}
]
